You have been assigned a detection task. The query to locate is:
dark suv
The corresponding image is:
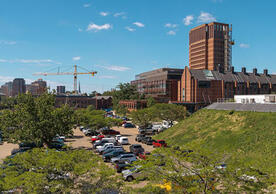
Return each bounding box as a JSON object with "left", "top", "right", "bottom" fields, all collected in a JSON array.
[
  {"left": 135, "top": 134, "right": 145, "bottom": 142},
  {"left": 129, "top": 144, "right": 144, "bottom": 155}
]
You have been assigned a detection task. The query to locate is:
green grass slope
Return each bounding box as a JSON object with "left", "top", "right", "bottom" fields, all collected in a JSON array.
[{"left": 155, "top": 109, "right": 276, "bottom": 172}]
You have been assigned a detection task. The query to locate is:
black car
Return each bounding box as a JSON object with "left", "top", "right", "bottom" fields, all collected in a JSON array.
[
  {"left": 135, "top": 134, "right": 145, "bottom": 142},
  {"left": 141, "top": 136, "right": 151, "bottom": 144},
  {"left": 103, "top": 150, "right": 126, "bottom": 162},
  {"left": 129, "top": 144, "right": 145, "bottom": 155},
  {"left": 115, "top": 160, "right": 131, "bottom": 173},
  {"left": 124, "top": 123, "right": 135, "bottom": 128}
]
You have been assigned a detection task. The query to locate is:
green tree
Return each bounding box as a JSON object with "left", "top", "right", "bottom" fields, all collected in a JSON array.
[
  {"left": 146, "top": 96, "right": 156, "bottom": 108},
  {"left": 112, "top": 83, "right": 143, "bottom": 108},
  {"left": 135, "top": 147, "right": 272, "bottom": 193},
  {"left": 115, "top": 104, "right": 129, "bottom": 116},
  {"left": 0, "top": 149, "right": 123, "bottom": 193},
  {"left": 151, "top": 103, "right": 187, "bottom": 123},
  {"left": 0, "top": 93, "right": 75, "bottom": 147},
  {"left": 131, "top": 108, "right": 154, "bottom": 128}
]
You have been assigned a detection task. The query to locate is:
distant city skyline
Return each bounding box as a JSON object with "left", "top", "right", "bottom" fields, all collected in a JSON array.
[{"left": 1, "top": 0, "right": 276, "bottom": 93}]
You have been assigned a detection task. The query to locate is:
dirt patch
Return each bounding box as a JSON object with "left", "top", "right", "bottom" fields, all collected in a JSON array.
[{"left": 0, "top": 142, "right": 18, "bottom": 162}]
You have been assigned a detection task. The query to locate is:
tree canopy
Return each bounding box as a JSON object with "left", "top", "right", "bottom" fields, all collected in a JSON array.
[
  {"left": 131, "top": 103, "right": 188, "bottom": 127},
  {"left": 0, "top": 149, "right": 123, "bottom": 193},
  {"left": 0, "top": 93, "right": 75, "bottom": 147}
]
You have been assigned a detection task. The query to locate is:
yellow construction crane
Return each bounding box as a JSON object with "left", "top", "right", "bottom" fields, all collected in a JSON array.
[{"left": 33, "top": 65, "right": 97, "bottom": 94}]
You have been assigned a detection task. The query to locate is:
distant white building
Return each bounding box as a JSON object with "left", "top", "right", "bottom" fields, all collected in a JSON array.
[{"left": 234, "top": 94, "right": 276, "bottom": 104}]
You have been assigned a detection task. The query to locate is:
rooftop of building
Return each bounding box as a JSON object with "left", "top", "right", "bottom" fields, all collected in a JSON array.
[
  {"left": 134, "top": 67, "right": 184, "bottom": 80},
  {"left": 190, "top": 22, "right": 230, "bottom": 31},
  {"left": 188, "top": 67, "right": 276, "bottom": 84}
]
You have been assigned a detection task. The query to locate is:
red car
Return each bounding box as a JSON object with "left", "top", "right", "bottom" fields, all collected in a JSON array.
[
  {"left": 153, "top": 140, "right": 167, "bottom": 148},
  {"left": 138, "top": 152, "right": 151, "bottom": 160},
  {"left": 91, "top": 135, "right": 105, "bottom": 143}
]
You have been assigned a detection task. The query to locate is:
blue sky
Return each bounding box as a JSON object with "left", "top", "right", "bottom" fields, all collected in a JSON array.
[{"left": 1, "top": 0, "right": 276, "bottom": 93}]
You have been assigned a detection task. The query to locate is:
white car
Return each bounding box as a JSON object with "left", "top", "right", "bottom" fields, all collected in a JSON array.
[
  {"left": 115, "top": 135, "right": 122, "bottom": 141},
  {"left": 96, "top": 143, "right": 114, "bottom": 152},
  {"left": 118, "top": 137, "right": 129, "bottom": 145}
]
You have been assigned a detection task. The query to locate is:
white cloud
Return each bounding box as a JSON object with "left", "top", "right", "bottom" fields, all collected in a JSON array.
[
  {"left": 99, "top": 75, "right": 116, "bottom": 79},
  {"left": 197, "top": 12, "right": 216, "bottom": 23},
  {"left": 0, "top": 75, "right": 14, "bottom": 83},
  {"left": 164, "top": 23, "right": 178, "bottom": 28},
  {"left": 96, "top": 65, "right": 130, "bottom": 72},
  {"left": 125, "top": 26, "right": 136, "bottom": 32},
  {"left": 72, "top": 56, "right": 81, "bottom": 61},
  {"left": 86, "top": 23, "right": 112, "bottom": 32},
  {"left": 183, "top": 15, "right": 194, "bottom": 26},
  {"left": 167, "top": 30, "right": 176, "bottom": 36},
  {"left": 0, "top": 40, "right": 17, "bottom": 45},
  {"left": 133, "top": 22, "right": 145, "bottom": 28},
  {"left": 83, "top": 3, "right": 91, "bottom": 8},
  {"left": 240, "top": 43, "right": 250, "bottom": 48},
  {"left": 0, "top": 59, "right": 61, "bottom": 66},
  {"left": 114, "top": 12, "right": 126, "bottom": 18},
  {"left": 100, "top": 12, "right": 109, "bottom": 16}
]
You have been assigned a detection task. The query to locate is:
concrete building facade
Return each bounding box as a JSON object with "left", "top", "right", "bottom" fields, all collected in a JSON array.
[{"left": 131, "top": 68, "right": 183, "bottom": 103}]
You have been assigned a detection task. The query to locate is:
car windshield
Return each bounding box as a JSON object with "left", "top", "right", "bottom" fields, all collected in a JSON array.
[{"left": 159, "top": 141, "right": 165, "bottom": 144}]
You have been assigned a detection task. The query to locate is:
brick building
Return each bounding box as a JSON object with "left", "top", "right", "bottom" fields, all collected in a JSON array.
[
  {"left": 131, "top": 68, "right": 183, "bottom": 103},
  {"left": 0, "top": 82, "right": 13, "bottom": 96},
  {"left": 189, "top": 22, "right": 234, "bottom": 72},
  {"left": 119, "top": 100, "right": 147, "bottom": 111},
  {"left": 55, "top": 95, "right": 112, "bottom": 109},
  {"left": 26, "top": 79, "right": 47, "bottom": 96},
  {"left": 176, "top": 67, "right": 276, "bottom": 111}
]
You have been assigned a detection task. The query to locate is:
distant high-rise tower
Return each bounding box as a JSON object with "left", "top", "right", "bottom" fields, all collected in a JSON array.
[
  {"left": 189, "top": 22, "right": 234, "bottom": 72},
  {"left": 57, "top": 86, "right": 66, "bottom": 94},
  {"left": 12, "top": 78, "right": 26, "bottom": 96},
  {"left": 78, "top": 81, "right": 81, "bottom": 94}
]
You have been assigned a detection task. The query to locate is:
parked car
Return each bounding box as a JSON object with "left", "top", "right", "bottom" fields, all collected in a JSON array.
[
  {"left": 135, "top": 134, "right": 145, "bottom": 142},
  {"left": 144, "top": 137, "right": 154, "bottom": 145},
  {"left": 118, "top": 137, "right": 129, "bottom": 145},
  {"left": 102, "top": 147, "right": 124, "bottom": 156},
  {"left": 91, "top": 135, "right": 105, "bottom": 143},
  {"left": 122, "top": 166, "right": 143, "bottom": 182},
  {"left": 103, "top": 150, "right": 126, "bottom": 162},
  {"left": 111, "top": 153, "right": 137, "bottom": 163},
  {"left": 138, "top": 152, "right": 151, "bottom": 160},
  {"left": 48, "top": 140, "right": 65, "bottom": 149},
  {"left": 93, "top": 140, "right": 110, "bottom": 149},
  {"left": 129, "top": 144, "right": 144, "bottom": 155},
  {"left": 115, "top": 135, "right": 122, "bottom": 141},
  {"left": 102, "top": 129, "right": 120, "bottom": 135},
  {"left": 141, "top": 136, "right": 152, "bottom": 144},
  {"left": 96, "top": 143, "right": 114, "bottom": 152},
  {"left": 153, "top": 140, "right": 167, "bottom": 148},
  {"left": 99, "top": 145, "right": 123, "bottom": 155},
  {"left": 115, "top": 160, "right": 131, "bottom": 173},
  {"left": 123, "top": 123, "right": 135, "bottom": 128}
]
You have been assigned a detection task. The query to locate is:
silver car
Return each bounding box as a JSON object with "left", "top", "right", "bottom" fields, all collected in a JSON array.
[
  {"left": 111, "top": 153, "right": 137, "bottom": 163},
  {"left": 122, "top": 166, "right": 142, "bottom": 182}
]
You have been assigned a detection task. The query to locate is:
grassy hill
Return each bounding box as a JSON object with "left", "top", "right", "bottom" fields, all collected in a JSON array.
[{"left": 154, "top": 109, "right": 276, "bottom": 173}]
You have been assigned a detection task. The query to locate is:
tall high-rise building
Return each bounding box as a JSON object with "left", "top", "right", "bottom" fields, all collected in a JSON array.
[
  {"left": 57, "top": 86, "right": 66, "bottom": 94},
  {"left": 12, "top": 78, "right": 26, "bottom": 96},
  {"left": 1, "top": 82, "right": 13, "bottom": 96},
  {"left": 189, "top": 22, "right": 234, "bottom": 72}
]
